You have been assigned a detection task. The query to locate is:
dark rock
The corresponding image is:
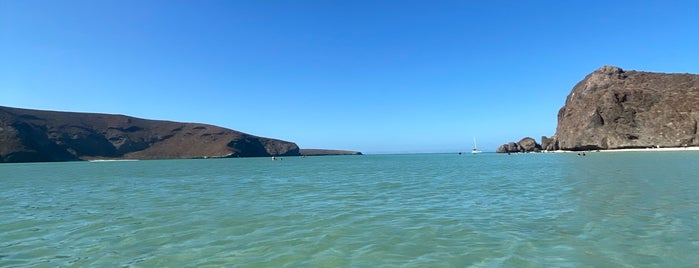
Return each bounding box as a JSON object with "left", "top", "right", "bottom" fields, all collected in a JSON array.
[
  {"left": 540, "top": 136, "right": 552, "bottom": 151},
  {"left": 518, "top": 137, "right": 541, "bottom": 152},
  {"left": 541, "top": 135, "right": 559, "bottom": 151},
  {"left": 496, "top": 141, "right": 521, "bottom": 153},
  {"left": 497, "top": 137, "right": 543, "bottom": 153},
  {"left": 508, "top": 142, "right": 520, "bottom": 152},
  {"left": 0, "top": 106, "right": 300, "bottom": 162},
  {"left": 555, "top": 66, "right": 699, "bottom": 150}
]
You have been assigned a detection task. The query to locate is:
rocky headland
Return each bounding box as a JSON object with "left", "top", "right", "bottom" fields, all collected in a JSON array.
[
  {"left": 0, "top": 106, "right": 306, "bottom": 162},
  {"left": 498, "top": 66, "right": 699, "bottom": 152}
]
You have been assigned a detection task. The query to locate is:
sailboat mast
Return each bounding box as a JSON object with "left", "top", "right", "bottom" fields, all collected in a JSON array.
[{"left": 471, "top": 137, "right": 482, "bottom": 154}]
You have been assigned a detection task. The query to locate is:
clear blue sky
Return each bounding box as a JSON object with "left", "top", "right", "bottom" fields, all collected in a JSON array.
[{"left": 2, "top": 1, "right": 698, "bottom": 153}]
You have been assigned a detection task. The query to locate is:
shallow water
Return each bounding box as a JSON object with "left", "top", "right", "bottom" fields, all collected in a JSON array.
[{"left": 2, "top": 152, "right": 699, "bottom": 267}]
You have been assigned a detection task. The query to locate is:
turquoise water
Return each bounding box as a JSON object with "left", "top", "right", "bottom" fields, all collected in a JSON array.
[{"left": 2, "top": 152, "right": 699, "bottom": 267}]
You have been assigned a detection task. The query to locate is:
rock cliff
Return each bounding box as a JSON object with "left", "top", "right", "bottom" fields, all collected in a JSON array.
[
  {"left": 497, "top": 66, "right": 699, "bottom": 152},
  {"left": 555, "top": 66, "right": 699, "bottom": 150},
  {"left": 0, "top": 106, "right": 300, "bottom": 162}
]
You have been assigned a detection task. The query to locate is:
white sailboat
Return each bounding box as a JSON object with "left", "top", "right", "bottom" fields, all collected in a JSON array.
[{"left": 471, "top": 137, "right": 482, "bottom": 154}]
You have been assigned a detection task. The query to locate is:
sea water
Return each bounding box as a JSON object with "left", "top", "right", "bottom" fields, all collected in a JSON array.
[{"left": 2, "top": 152, "right": 699, "bottom": 267}]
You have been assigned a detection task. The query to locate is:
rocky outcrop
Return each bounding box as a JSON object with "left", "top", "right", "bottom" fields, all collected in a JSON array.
[
  {"left": 540, "top": 135, "right": 559, "bottom": 151},
  {"left": 496, "top": 142, "right": 520, "bottom": 153},
  {"left": 0, "top": 106, "right": 300, "bottom": 162},
  {"left": 497, "top": 66, "right": 699, "bottom": 153},
  {"left": 496, "top": 137, "right": 542, "bottom": 153},
  {"left": 555, "top": 66, "right": 699, "bottom": 150},
  {"left": 300, "top": 149, "right": 363, "bottom": 156}
]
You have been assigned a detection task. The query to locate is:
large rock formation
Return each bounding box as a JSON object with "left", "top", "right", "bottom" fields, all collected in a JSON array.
[
  {"left": 0, "top": 106, "right": 300, "bottom": 162},
  {"left": 496, "top": 137, "right": 541, "bottom": 153},
  {"left": 497, "top": 66, "right": 699, "bottom": 152},
  {"left": 555, "top": 66, "right": 699, "bottom": 150}
]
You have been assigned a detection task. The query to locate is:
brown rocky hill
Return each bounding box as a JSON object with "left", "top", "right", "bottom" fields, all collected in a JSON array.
[
  {"left": 498, "top": 66, "right": 699, "bottom": 152},
  {"left": 0, "top": 106, "right": 300, "bottom": 162},
  {"left": 554, "top": 66, "right": 699, "bottom": 150}
]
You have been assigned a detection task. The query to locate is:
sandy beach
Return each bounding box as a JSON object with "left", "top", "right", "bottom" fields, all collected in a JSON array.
[{"left": 548, "top": 146, "right": 699, "bottom": 153}]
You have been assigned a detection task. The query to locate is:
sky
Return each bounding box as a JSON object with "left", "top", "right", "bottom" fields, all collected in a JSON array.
[{"left": 2, "top": 0, "right": 698, "bottom": 154}]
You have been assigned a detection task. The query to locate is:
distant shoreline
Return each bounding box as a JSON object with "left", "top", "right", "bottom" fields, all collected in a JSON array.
[{"left": 300, "top": 149, "right": 363, "bottom": 156}]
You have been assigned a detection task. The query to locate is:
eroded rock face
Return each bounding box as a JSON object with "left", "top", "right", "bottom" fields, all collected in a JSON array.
[
  {"left": 0, "top": 106, "right": 300, "bottom": 162},
  {"left": 496, "top": 142, "right": 518, "bottom": 153},
  {"left": 540, "top": 135, "right": 558, "bottom": 151},
  {"left": 555, "top": 66, "right": 699, "bottom": 150},
  {"left": 496, "top": 137, "right": 541, "bottom": 153}
]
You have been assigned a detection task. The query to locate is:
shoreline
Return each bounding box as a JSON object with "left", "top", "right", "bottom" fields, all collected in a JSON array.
[{"left": 548, "top": 146, "right": 699, "bottom": 153}]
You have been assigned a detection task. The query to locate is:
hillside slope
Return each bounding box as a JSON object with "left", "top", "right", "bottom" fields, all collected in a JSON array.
[{"left": 0, "top": 106, "right": 300, "bottom": 162}]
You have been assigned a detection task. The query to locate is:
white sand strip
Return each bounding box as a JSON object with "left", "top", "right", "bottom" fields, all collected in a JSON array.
[{"left": 545, "top": 147, "right": 699, "bottom": 153}]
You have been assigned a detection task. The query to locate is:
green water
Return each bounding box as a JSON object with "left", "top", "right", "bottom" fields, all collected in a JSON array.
[{"left": 2, "top": 152, "right": 699, "bottom": 267}]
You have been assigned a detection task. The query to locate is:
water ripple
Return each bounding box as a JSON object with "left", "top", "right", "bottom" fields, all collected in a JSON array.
[{"left": 2, "top": 153, "right": 699, "bottom": 266}]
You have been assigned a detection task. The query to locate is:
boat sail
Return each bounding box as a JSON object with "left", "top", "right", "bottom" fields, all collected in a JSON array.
[{"left": 471, "top": 137, "right": 482, "bottom": 154}]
